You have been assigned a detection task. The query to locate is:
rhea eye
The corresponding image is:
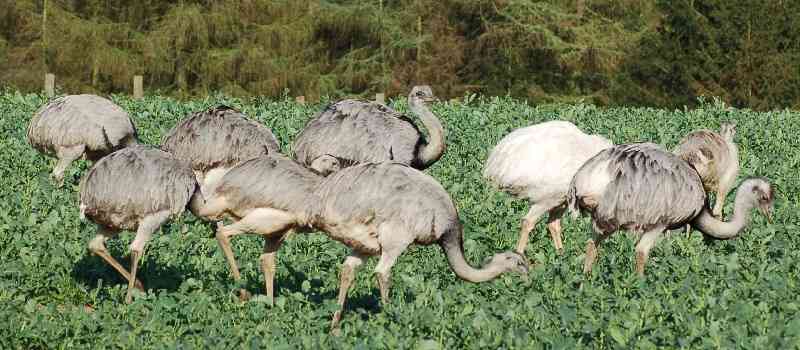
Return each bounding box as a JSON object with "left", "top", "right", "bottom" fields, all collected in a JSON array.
[{"left": 416, "top": 91, "right": 424, "bottom": 96}]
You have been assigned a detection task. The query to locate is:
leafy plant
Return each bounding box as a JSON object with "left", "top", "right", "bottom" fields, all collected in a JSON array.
[{"left": 0, "top": 91, "right": 797, "bottom": 348}]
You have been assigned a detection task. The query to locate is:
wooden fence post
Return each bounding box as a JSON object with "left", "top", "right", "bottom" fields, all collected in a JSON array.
[
  {"left": 44, "top": 73, "right": 55, "bottom": 97},
  {"left": 133, "top": 75, "right": 143, "bottom": 99},
  {"left": 295, "top": 96, "right": 306, "bottom": 104},
  {"left": 375, "top": 93, "right": 385, "bottom": 104}
]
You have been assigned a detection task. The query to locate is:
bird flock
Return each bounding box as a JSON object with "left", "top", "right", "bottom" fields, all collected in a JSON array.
[{"left": 27, "top": 88, "right": 774, "bottom": 332}]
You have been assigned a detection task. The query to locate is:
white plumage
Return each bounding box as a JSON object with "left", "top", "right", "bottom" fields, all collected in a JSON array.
[{"left": 483, "top": 120, "right": 612, "bottom": 254}]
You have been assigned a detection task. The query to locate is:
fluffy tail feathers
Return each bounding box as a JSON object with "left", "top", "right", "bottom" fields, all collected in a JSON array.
[{"left": 566, "top": 183, "right": 581, "bottom": 219}]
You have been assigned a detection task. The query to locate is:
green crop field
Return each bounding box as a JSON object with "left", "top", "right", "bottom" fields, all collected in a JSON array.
[{"left": 0, "top": 91, "right": 798, "bottom": 348}]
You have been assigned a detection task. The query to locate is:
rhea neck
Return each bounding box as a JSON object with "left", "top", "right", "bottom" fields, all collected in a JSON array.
[
  {"left": 408, "top": 97, "right": 445, "bottom": 168},
  {"left": 693, "top": 185, "right": 759, "bottom": 239}
]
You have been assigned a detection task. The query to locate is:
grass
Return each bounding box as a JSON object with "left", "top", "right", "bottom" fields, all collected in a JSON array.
[{"left": 0, "top": 92, "right": 798, "bottom": 348}]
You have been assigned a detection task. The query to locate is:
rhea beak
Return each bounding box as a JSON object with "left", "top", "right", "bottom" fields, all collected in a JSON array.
[
  {"left": 520, "top": 272, "right": 529, "bottom": 283},
  {"left": 426, "top": 96, "right": 440, "bottom": 103},
  {"left": 519, "top": 255, "right": 531, "bottom": 281},
  {"left": 759, "top": 204, "right": 773, "bottom": 224}
]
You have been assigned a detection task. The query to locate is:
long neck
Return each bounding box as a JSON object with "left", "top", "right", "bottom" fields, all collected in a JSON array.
[
  {"left": 692, "top": 186, "right": 756, "bottom": 239},
  {"left": 409, "top": 100, "right": 445, "bottom": 168},
  {"left": 726, "top": 139, "right": 739, "bottom": 163},
  {"left": 295, "top": 180, "right": 325, "bottom": 228},
  {"left": 439, "top": 225, "right": 507, "bottom": 282}
]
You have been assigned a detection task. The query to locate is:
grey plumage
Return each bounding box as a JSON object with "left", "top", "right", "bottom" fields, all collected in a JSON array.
[
  {"left": 674, "top": 123, "right": 739, "bottom": 219},
  {"left": 213, "top": 158, "right": 461, "bottom": 252},
  {"left": 212, "top": 154, "right": 320, "bottom": 223},
  {"left": 199, "top": 156, "right": 527, "bottom": 330},
  {"left": 161, "top": 105, "right": 281, "bottom": 221},
  {"left": 292, "top": 86, "right": 446, "bottom": 175},
  {"left": 27, "top": 94, "right": 138, "bottom": 183},
  {"left": 568, "top": 143, "right": 705, "bottom": 233},
  {"left": 161, "top": 105, "right": 280, "bottom": 172},
  {"left": 312, "top": 162, "right": 461, "bottom": 250},
  {"left": 567, "top": 143, "right": 773, "bottom": 276},
  {"left": 79, "top": 145, "right": 197, "bottom": 304},
  {"left": 293, "top": 100, "right": 420, "bottom": 167},
  {"left": 80, "top": 145, "right": 196, "bottom": 230}
]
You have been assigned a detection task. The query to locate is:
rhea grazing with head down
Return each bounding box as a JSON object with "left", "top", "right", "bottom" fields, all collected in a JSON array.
[
  {"left": 483, "top": 120, "right": 612, "bottom": 256},
  {"left": 197, "top": 155, "right": 528, "bottom": 331},
  {"left": 27, "top": 94, "right": 138, "bottom": 185},
  {"left": 568, "top": 143, "right": 773, "bottom": 276},
  {"left": 79, "top": 145, "right": 197, "bottom": 304},
  {"left": 161, "top": 105, "right": 280, "bottom": 221},
  {"left": 292, "top": 85, "right": 446, "bottom": 176}
]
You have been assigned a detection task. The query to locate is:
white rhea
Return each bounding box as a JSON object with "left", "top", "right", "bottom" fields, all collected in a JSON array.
[{"left": 483, "top": 120, "right": 612, "bottom": 255}]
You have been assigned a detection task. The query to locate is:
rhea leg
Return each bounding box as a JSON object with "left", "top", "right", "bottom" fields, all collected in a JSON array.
[
  {"left": 260, "top": 234, "right": 287, "bottom": 306},
  {"left": 546, "top": 206, "right": 566, "bottom": 254},
  {"left": 634, "top": 228, "right": 663, "bottom": 277},
  {"left": 583, "top": 224, "right": 612, "bottom": 275},
  {"left": 331, "top": 253, "right": 365, "bottom": 332},
  {"left": 52, "top": 144, "right": 85, "bottom": 185},
  {"left": 374, "top": 224, "right": 413, "bottom": 305},
  {"left": 126, "top": 210, "right": 170, "bottom": 304},
  {"left": 215, "top": 220, "right": 248, "bottom": 300},
  {"left": 515, "top": 203, "right": 550, "bottom": 254},
  {"left": 215, "top": 208, "right": 296, "bottom": 301},
  {"left": 87, "top": 226, "right": 143, "bottom": 290},
  {"left": 374, "top": 250, "right": 406, "bottom": 305}
]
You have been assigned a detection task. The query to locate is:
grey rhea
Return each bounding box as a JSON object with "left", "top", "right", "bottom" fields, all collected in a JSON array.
[
  {"left": 79, "top": 145, "right": 197, "bottom": 304},
  {"left": 197, "top": 155, "right": 528, "bottom": 331},
  {"left": 567, "top": 143, "right": 774, "bottom": 276},
  {"left": 674, "top": 122, "right": 739, "bottom": 219},
  {"left": 292, "top": 85, "right": 446, "bottom": 176},
  {"left": 160, "top": 105, "right": 280, "bottom": 219},
  {"left": 27, "top": 94, "right": 138, "bottom": 185}
]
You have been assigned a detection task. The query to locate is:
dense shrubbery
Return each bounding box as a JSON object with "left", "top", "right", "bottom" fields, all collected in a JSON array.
[
  {"left": 1, "top": 0, "right": 799, "bottom": 109},
  {"left": 0, "top": 92, "right": 798, "bottom": 347}
]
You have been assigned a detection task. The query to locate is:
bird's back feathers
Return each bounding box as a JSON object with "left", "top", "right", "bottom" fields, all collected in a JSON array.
[
  {"left": 292, "top": 100, "right": 423, "bottom": 168},
  {"left": 674, "top": 129, "right": 738, "bottom": 192},
  {"left": 484, "top": 120, "right": 612, "bottom": 201},
  {"left": 79, "top": 145, "right": 196, "bottom": 230},
  {"left": 27, "top": 94, "right": 137, "bottom": 156},
  {"left": 314, "top": 162, "right": 459, "bottom": 245},
  {"left": 213, "top": 154, "right": 320, "bottom": 219},
  {"left": 568, "top": 143, "right": 705, "bottom": 233},
  {"left": 161, "top": 106, "right": 280, "bottom": 171}
]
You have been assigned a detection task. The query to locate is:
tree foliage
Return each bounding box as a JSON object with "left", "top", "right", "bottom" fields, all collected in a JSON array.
[{"left": 0, "top": 0, "right": 798, "bottom": 109}]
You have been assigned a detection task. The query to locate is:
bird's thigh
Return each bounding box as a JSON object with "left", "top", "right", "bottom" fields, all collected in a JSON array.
[
  {"left": 377, "top": 222, "right": 415, "bottom": 253},
  {"left": 238, "top": 208, "right": 296, "bottom": 236}
]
